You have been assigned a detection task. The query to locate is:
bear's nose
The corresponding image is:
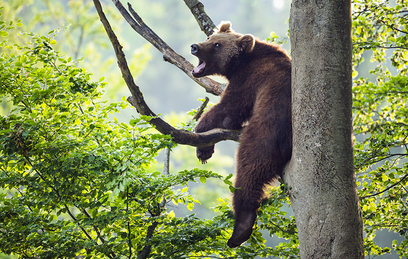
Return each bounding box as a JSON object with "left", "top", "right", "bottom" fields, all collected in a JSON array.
[{"left": 191, "top": 44, "right": 199, "bottom": 54}]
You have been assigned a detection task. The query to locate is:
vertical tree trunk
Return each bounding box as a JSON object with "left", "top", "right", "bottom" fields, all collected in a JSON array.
[{"left": 285, "top": 0, "right": 364, "bottom": 258}]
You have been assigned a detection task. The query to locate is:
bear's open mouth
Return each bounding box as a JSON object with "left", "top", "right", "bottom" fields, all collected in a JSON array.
[{"left": 192, "top": 59, "right": 206, "bottom": 76}]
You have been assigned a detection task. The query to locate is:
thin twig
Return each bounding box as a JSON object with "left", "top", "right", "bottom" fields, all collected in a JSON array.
[
  {"left": 64, "top": 204, "right": 93, "bottom": 240},
  {"left": 378, "top": 19, "right": 408, "bottom": 34},
  {"left": 192, "top": 97, "right": 209, "bottom": 122},
  {"left": 360, "top": 153, "right": 408, "bottom": 167},
  {"left": 160, "top": 147, "right": 171, "bottom": 209},
  {"left": 353, "top": 42, "right": 408, "bottom": 50}
]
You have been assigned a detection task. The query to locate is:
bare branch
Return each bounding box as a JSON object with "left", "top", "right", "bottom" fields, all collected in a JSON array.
[
  {"left": 183, "top": 0, "right": 217, "bottom": 36},
  {"left": 112, "top": 0, "right": 224, "bottom": 95},
  {"left": 126, "top": 95, "right": 240, "bottom": 146},
  {"left": 93, "top": 0, "right": 240, "bottom": 147}
]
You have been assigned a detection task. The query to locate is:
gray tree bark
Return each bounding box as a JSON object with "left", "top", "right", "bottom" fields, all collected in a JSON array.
[{"left": 284, "top": 0, "right": 364, "bottom": 258}]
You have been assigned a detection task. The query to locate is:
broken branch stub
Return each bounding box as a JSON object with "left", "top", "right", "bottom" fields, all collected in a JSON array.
[{"left": 183, "top": 0, "right": 217, "bottom": 37}]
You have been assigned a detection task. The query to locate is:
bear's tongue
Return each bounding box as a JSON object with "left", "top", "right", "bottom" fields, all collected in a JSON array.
[{"left": 193, "top": 60, "right": 206, "bottom": 74}]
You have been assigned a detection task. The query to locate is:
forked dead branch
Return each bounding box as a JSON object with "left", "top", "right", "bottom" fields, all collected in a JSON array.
[{"left": 93, "top": 0, "right": 241, "bottom": 147}]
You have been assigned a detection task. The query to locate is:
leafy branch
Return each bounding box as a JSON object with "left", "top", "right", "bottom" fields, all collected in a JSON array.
[{"left": 360, "top": 173, "right": 408, "bottom": 199}]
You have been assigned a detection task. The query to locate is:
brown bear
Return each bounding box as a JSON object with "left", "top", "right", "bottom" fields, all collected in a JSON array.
[{"left": 190, "top": 21, "right": 292, "bottom": 248}]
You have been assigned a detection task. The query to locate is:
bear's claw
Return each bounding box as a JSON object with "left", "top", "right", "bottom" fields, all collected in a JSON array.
[{"left": 196, "top": 146, "right": 214, "bottom": 162}]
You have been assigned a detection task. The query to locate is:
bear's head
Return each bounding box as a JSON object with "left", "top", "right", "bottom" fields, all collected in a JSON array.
[{"left": 191, "top": 22, "right": 255, "bottom": 78}]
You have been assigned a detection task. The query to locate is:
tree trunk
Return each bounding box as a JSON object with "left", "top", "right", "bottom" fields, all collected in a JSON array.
[{"left": 285, "top": 0, "right": 364, "bottom": 258}]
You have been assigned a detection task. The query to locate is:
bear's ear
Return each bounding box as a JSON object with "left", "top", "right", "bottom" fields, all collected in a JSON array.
[
  {"left": 238, "top": 34, "right": 255, "bottom": 53},
  {"left": 217, "top": 21, "right": 233, "bottom": 33}
]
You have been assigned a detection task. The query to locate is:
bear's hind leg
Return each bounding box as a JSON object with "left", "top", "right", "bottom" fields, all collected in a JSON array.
[
  {"left": 227, "top": 162, "right": 269, "bottom": 248},
  {"left": 227, "top": 130, "right": 283, "bottom": 248}
]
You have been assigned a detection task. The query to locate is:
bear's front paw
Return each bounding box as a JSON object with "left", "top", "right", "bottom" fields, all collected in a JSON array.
[{"left": 196, "top": 146, "right": 214, "bottom": 163}]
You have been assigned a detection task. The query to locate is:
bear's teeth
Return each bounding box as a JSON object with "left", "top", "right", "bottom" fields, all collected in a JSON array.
[{"left": 193, "top": 60, "right": 206, "bottom": 74}]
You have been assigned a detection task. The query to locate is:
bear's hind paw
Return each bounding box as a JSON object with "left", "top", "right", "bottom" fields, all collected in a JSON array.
[{"left": 227, "top": 227, "right": 253, "bottom": 248}]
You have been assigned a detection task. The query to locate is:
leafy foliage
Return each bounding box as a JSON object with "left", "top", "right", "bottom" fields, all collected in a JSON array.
[
  {"left": 0, "top": 20, "right": 188, "bottom": 258},
  {"left": 352, "top": 0, "right": 408, "bottom": 257},
  {"left": 0, "top": 14, "right": 298, "bottom": 258}
]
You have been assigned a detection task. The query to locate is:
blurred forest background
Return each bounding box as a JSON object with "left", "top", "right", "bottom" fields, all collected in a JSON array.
[{"left": 0, "top": 0, "right": 407, "bottom": 258}]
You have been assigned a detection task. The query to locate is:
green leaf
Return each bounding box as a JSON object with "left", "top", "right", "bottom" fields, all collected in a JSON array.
[
  {"left": 381, "top": 174, "right": 388, "bottom": 182},
  {"left": 29, "top": 112, "right": 37, "bottom": 119},
  {"left": 200, "top": 177, "right": 206, "bottom": 184},
  {"left": 187, "top": 202, "right": 194, "bottom": 211}
]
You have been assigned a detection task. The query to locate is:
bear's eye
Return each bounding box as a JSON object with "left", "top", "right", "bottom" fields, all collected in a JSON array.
[{"left": 214, "top": 43, "right": 221, "bottom": 48}]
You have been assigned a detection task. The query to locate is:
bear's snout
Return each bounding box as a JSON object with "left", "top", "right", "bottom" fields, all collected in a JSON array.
[{"left": 191, "top": 44, "right": 199, "bottom": 55}]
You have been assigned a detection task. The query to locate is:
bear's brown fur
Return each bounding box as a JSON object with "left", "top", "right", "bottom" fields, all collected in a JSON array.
[{"left": 191, "top": 22, "right": 292, "bottom": 248}]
